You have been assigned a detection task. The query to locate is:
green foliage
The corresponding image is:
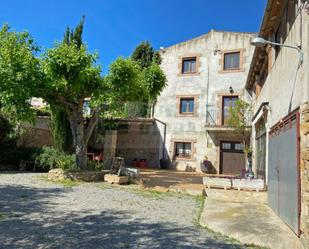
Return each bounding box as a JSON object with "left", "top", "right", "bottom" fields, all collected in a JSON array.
[
  {"left": 41, "top": 41, "right": 102, "bottom": 103},
  {"left": 63, "top": 15, "right": 85, "bottom": 48},
  {"left": 143, "top": 63, "right": 167, "bottom": 100},
  {"left": 0, "top": 19, "right": 167, "bottom": 169},
  {"left": 131, "top": 41, "right": 161, "bottom": 68},
  {"left": 227, "top": 99, "right": 252, "bottom": 133},
  {"left": 105, "top": 58, "right": 147, "bottom": 101},
  {"left": 49, "top": 106, "right": 73, "bottom": 153},
  {"left": 0, "top": 24, "right": 41, "bottom": 122},
  {"left": 128, "top": 42, "right": 166, "bottom": 117},
  {"left": 227, "top": 99, "right": 252, "bottom": 152},
  {"left": 35, "top": 147, "right": 76, "bottom": 171},
  {"left": 33, "top": 106, "right": 51, "bottom": 116},
  {"left": 0, "top": 113, "right": 16, "bottom": 149},
  {"left": 86, "top": 160, "right": 105, "bottom": 171}
]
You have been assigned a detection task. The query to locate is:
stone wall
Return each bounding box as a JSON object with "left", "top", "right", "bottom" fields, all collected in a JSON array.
[
  {"left": 300, "top": 103, "right": 309, "bottom": 248},
  {"left": 102, "top": 120, "right": 162, "bottom": 168},
  {"left": 48, "top": 168, "right": 108, "bottom": 182},
  {"left": 18, "top": 117, "right": 52, "bottom": 148}
]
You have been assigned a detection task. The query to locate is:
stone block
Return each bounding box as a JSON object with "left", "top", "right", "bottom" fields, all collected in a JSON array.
[
  {"left": 104, "top": 174, "right": 129, "bottom": 184},
  {"left": 232, "top": 178, "right": 265, "bottom": 191},
  {"left": 202, "top": 176, "right": 232, "bottom": 190},
  {"left": 301, "top": 112, "right": 309, "bottom": 123},
  {"left": 48, "top": 169, "right": 66, "bottom": 181},
  {"left": 301, "top": 150, "right": 309, "bottom": 161},
  {"left": 300, "top": 123, "right": 309, "bottom": 135},
  {"left": 47, "top": 169, "right": 107, "bottom": 182}
]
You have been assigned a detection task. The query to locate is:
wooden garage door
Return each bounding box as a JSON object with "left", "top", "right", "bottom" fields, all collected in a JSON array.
[{"left": 220, "top": 141, "right": 246, "bottom": 175}]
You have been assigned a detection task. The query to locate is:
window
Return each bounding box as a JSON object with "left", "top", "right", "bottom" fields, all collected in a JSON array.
[
  {"left": 222, "top": 142, "right": 231, "bottom": 150},
  {"left": 180, "top": 98, "right": 195, "bottom": 114},
  {"left": 235, "top": 143, "right": 244, "bottom": 151},
  {"left": 224, "top": 52, "right": 240, "bottom": 70},
  {"left": 222, "top": 96, "right": 239, "bottom": 125},
  {"left": 175, "top": 142, "right": 192, "bottom": 158},
  {"left": 182, "top": 58, "right": 196, "bottom": 74}
]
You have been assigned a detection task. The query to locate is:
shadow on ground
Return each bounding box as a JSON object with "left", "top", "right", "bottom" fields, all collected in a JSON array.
[{"left": 0, "top": 184, "right": 250, "bottom": 249}]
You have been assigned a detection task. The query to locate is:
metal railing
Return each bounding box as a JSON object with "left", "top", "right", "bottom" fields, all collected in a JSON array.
[{"left": 206, "top": 107, "right": 252, "bottom": 126}]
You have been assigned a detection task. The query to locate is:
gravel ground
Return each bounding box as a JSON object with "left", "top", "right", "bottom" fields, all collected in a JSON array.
[{"left": 0, "top": 173, "right": 258, "bottom": 249}]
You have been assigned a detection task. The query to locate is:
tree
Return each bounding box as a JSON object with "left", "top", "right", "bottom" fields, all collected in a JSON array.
[
  {"left": 49, "top": 105, "right": 73, "bottom": 153},
  {"left": 129, "top": 41, "right": 166, "bottom": 117},
  {"left": 227, "top": 99, "right": 253, "bottom": 151},
  {"left": 0, "top": 24, "right": 41, "bottom": 121},
  {"left": 0, "top": 19, "right": 167, "bottom": 170},
  {"left": 131, "top": 41, "right": 161, "bottom": 68}
]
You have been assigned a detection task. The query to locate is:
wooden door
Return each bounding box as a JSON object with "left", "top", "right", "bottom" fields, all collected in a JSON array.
[{"left": 220, "top": 141, "right": 246, "bottom": 175}]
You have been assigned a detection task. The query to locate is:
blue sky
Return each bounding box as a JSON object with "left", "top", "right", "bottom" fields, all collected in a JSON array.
[{"left": 0, "top": 0, "right": 267, "bottom": 74}]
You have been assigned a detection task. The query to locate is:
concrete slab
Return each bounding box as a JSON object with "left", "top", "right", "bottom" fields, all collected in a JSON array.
[{"left": 200, "top": 189, "right": 304, "bottom": 249}]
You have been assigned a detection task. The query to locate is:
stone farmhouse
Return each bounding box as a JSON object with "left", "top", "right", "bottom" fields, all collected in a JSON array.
[
  {"left": 154, "top": 30, "right": 255, "bottom": 173},
  {"left": 22, "top": 0, "right": 309, "bottom": 245}
]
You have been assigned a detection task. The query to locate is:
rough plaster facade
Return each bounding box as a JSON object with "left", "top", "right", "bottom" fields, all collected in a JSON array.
[
  {"left": 154, "top": 30, "right": 255, "bottom": 172},
  {"left": 247, "top": 2, "right": 309, "bottom": 247}
]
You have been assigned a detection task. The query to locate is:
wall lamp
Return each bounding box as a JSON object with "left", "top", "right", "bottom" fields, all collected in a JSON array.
[{"left": 251, "top": 37, "right": 303, "bottom": 65}]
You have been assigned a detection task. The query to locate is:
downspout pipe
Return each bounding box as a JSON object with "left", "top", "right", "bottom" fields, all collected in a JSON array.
[{"left": 154, "top": 118, "right": 167, "bottom": 160}]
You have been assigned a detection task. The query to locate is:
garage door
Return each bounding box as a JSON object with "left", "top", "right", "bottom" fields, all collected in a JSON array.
[
  {"left": 220, "top": 141, "right": 246, "bottom": 175},
  {"left": 268, "top": 112, "right": 300, "bottom": 235}
]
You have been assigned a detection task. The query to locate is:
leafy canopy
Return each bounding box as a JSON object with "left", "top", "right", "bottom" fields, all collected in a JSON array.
[
  {"left": 131, "top": 41, "right": 161, "bottom": 68},
  {"left": 0, "top": 25, "right": 41, "bottom": 121}
]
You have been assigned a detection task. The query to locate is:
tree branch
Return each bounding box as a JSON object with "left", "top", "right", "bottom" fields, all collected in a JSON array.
[{"left": 85, "top": 107, "right": 100, "bottom": 144}]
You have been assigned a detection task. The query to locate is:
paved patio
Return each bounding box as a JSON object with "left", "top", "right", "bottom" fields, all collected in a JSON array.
[
  {"left": 201, "top": 189, "right": 304, "bottom": 249},
  {"left": 138, "top": 169, "right": 304, "bottom": 249}
]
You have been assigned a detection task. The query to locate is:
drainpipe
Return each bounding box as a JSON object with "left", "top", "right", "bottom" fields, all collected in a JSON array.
[
  {"left": 206, "top": 63, "right": 210, "bottom": 124},
  {"left": 154, "top": 118, "right": 167, "bottom": 160}
]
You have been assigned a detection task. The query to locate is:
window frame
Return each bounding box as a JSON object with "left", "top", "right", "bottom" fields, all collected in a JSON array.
[
  {"left": 180, "top": 97, "right": 195, "bottom": 114},
  {"left": 178, "top": 54, "right": 201, "bottom": 76},
  {"left": 181, "top": 57, "right": 197, "bottom": 74},
  {"left": 219, "top": 49, "right": 245, "bottom": 73},
  {"left": 223, "top": 52, "right": 241, "bottom": 71},
  {"left": 174, "top": 142, "right": 192, "bottom": 159},
  {"left": 176, "top": 95, "right": 199, "bottom": 117},
  {"left": 172, "top": 139, "right": 197, "bottom": 161}
]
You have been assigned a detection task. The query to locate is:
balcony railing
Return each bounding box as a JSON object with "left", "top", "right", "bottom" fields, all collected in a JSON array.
[{"left": 206, "top": 107, "right": 252, "bottom": 127}]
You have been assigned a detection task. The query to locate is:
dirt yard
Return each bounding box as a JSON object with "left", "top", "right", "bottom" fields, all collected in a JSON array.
[{"left": 0, "top": 172, "right": 264, "bottom": 249}]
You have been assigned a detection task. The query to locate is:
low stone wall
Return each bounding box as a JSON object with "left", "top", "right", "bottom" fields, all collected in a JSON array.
[
  {"left": 48, "top": 168, "right": 108, "bottom": 182},
  {"left": 300, "top": 103, "right": 309, "bottom": 247}
]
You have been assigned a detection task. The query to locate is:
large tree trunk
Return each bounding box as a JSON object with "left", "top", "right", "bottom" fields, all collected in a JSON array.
[
  {"left": 68, "top": 101, "right": 87, "bottom": 170},
  {"left": 67, "top": 101, "right": 99, "bottom": 170}
]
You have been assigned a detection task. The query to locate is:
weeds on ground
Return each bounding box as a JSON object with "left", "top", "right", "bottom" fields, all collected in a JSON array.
[{"left": 37, "top": 175, "right": 81, "bottom": 188}]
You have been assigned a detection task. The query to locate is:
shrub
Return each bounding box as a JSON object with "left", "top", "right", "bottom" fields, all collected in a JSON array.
[
  {"left": 86, "top": 160, "right": 105, "bottom": 171},
  {"left": 0, "top": 146, "right": 43, "bottom": 170},
  {"left": 35, "top": 147, "right": 76, "bottom": 171}
]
